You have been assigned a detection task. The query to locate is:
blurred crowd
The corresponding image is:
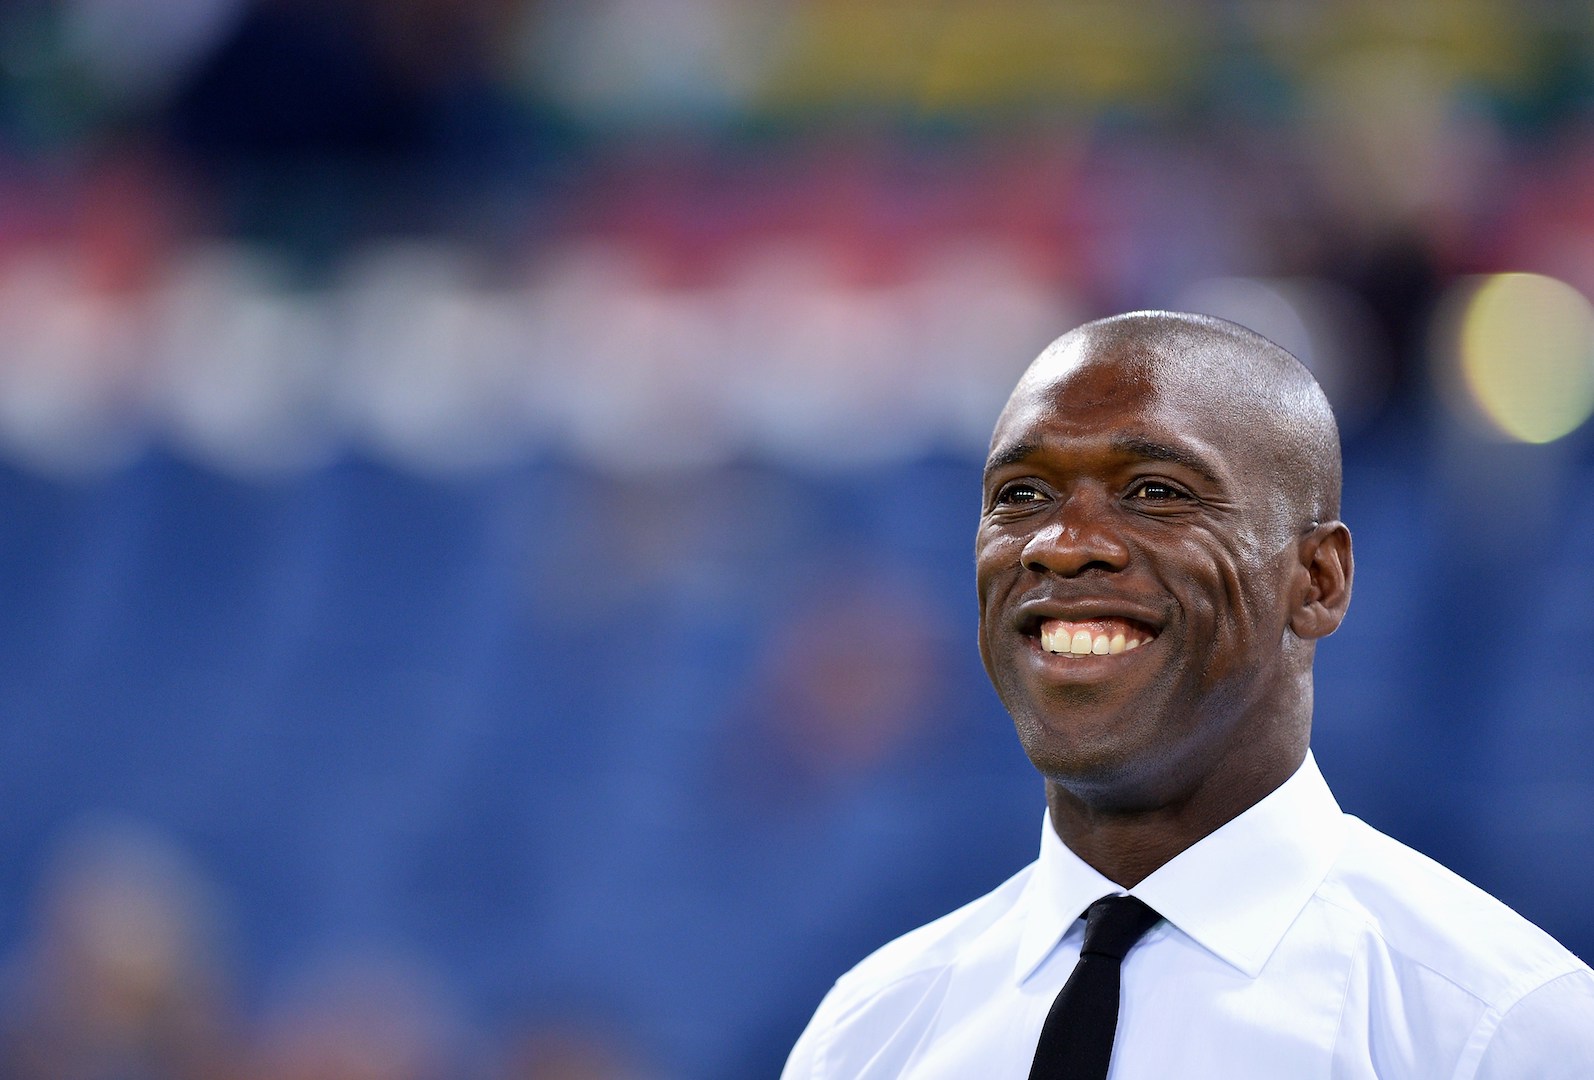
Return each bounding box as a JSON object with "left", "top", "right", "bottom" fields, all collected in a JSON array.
[
  {"left": 0, "top": 0, "right": 1592, "bottom": 475},
  {"left": 0, "top": 817, "right": 652, "bottom": 1079},
  {"left": 2, "top": 1, "right": 1594, "bottom": 1078},
  {"left": 0, "top": 528, "right": 1030, "bottom": 1079}
]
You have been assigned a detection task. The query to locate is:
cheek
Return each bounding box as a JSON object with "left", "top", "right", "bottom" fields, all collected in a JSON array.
[
  {"left": 1217, "top": 561, "right": 1258, "bottom": 642},
  {"left": 1207, "top": 545, "right": 1289, "bottom": 661},
  {"left": 974, "top": 529, "right": 1050, "bottom": 707},
  {"left": 1166, "top": 535, "right": 1271, "bottom": 647},
  {"left": 974, "top": 531, "right": 1019, "bottom": 601},
  {"left": 973, "top": 533, "right": 1012, "bottom": 670}
]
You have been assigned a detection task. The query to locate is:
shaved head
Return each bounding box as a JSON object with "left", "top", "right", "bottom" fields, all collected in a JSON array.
[{"left": 1010, "top": 311, "right": 1343, "bottom": 532}]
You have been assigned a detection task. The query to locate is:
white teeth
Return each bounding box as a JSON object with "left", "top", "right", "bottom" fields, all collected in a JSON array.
[{"left": 1039, "top": 621, "right": 1151, "bottom": 656}]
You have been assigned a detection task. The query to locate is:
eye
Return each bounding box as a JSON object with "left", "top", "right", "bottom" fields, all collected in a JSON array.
[
  {"left": 994, "top": 482, "right": 1045, "bottom": 506},
  {"left": 1126, "top": 479, "right": 1188, "bottom": 502}
]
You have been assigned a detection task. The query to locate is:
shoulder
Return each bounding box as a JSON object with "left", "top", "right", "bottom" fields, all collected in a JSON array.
[
  {"left": 1472, "top": 968, "right": 1594, "bottom": 1078},
  {"left": 1320, "top": 816, "right": 1589, "bottom": 1011},
  {"left": 825, "top": 861, "right": 1033, "bottom": 1009},
  {"left": 788, "top": 859, "right": 1033, "bottom": 1066}
]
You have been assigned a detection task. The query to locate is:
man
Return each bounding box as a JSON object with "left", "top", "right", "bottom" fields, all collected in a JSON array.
[{"left": 782, "top": 312, "right": 1594, "bottom": 1078}]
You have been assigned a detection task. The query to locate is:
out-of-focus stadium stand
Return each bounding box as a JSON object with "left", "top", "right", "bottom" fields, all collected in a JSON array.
[{"left": 0, "top": 1, "right": 1592, "bottom": 1076}]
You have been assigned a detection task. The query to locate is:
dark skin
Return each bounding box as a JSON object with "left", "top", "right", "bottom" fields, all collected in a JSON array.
[{"left": 976, "top": 313, "right": 1353, "bottom": 888}]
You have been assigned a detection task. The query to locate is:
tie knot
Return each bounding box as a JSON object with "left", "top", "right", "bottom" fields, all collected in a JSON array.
[{"left": 1079, "top": 895, "right": 1162, "bottom": 961}]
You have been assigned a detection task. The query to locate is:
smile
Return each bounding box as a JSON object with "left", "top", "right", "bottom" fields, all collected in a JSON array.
[{"left": 1037, "top": 618, "right": 1155, "bottom": 657}]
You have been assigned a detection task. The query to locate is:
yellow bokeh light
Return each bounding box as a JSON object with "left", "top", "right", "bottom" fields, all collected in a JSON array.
[{"left": 1459, "top": 273, "right": 1594, "bottom": 444}]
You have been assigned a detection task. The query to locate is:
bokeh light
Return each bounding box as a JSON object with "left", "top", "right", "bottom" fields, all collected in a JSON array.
[{"left": 1456, "top": 272, "right": 1594, "bottom": 444}]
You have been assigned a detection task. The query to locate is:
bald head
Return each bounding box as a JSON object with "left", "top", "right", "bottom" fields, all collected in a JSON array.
[{"left": 1009, "top": 310, "right": 1342, "bottom": 532}]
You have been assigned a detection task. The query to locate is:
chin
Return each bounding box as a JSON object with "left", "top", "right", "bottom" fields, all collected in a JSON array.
[
  {"left": 1016, "top": 718, "right": 1142, "bottom": 787},
  {"left": 1017, "top": 712, "right": 1183, "bottom": 806}
]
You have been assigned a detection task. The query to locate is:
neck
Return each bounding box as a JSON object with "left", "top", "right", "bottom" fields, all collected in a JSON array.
[{"left": 1044, "top": 743, "right": 1307, "bottom": 887}]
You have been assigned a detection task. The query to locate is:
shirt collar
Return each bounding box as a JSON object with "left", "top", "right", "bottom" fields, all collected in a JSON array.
[{"left": 1014, "top": 752, "right": 1346, "bottom": 984}]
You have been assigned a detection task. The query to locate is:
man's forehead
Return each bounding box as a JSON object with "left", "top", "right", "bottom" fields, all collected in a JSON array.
[
  {"left": 1026, "top": 329, "right": 1117, "bottom": 382},
  {"left": 998, "top": 334, "right": 1184, "bottom": 434},
  {"left": 1020, "top": 321, "right": 1223, "bottom": 396},
  {"left": 988, "top": 325, "right": 1256, "bottom": 472},
  {"left": 984, "top": 312, "right": 1341, "bottom": 526}
]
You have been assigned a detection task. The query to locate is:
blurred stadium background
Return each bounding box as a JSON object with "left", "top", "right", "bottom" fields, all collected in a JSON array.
[{"left": 0, "top": 0, "right": 1592, "bottom": 1077}]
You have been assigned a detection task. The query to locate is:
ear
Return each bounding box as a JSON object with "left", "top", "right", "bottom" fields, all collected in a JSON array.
[{"left": 1289, "top": 521, "right": 1353, "bottom": 640}]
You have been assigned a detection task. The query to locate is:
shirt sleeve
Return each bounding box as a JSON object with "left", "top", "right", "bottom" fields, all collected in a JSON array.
[{"left": 1470, "top": 968, "right": 1594, "bottom": 1080}]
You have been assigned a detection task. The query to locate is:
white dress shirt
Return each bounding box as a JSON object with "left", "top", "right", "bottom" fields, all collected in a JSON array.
[{"left": 782, "top": 754, "right": 1594, "bottom": 1078}]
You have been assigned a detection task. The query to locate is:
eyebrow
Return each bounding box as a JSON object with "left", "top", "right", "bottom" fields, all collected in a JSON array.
[
  {"left": 1109, "top": 435, "right": 1222, "bottom": 485},
  {"left": 982, "top": 435, "right": 1222, "bottom": 485},
  {"left": 982, "top": 442, "right": 1038, "bottom": 479}
]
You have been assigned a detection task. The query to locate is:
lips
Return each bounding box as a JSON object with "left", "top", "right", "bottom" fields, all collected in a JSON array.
[{"left": 1010, "top": 596, "right": 1164, "bottom": 666}]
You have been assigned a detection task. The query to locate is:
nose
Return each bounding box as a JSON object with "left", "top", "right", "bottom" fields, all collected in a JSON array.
[{"left": 1020, "top": 491, "right": 1130, "bottom": 577}]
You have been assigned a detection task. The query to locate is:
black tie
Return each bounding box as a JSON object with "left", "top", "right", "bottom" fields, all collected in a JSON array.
[{"left": 1028, "top": 894, "right": 1163, "bottom": 1080}]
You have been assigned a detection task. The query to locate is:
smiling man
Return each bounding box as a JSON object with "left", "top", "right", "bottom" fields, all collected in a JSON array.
[{"left": 782, "top": 313, "right": 1594, "bottom": 1079}]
